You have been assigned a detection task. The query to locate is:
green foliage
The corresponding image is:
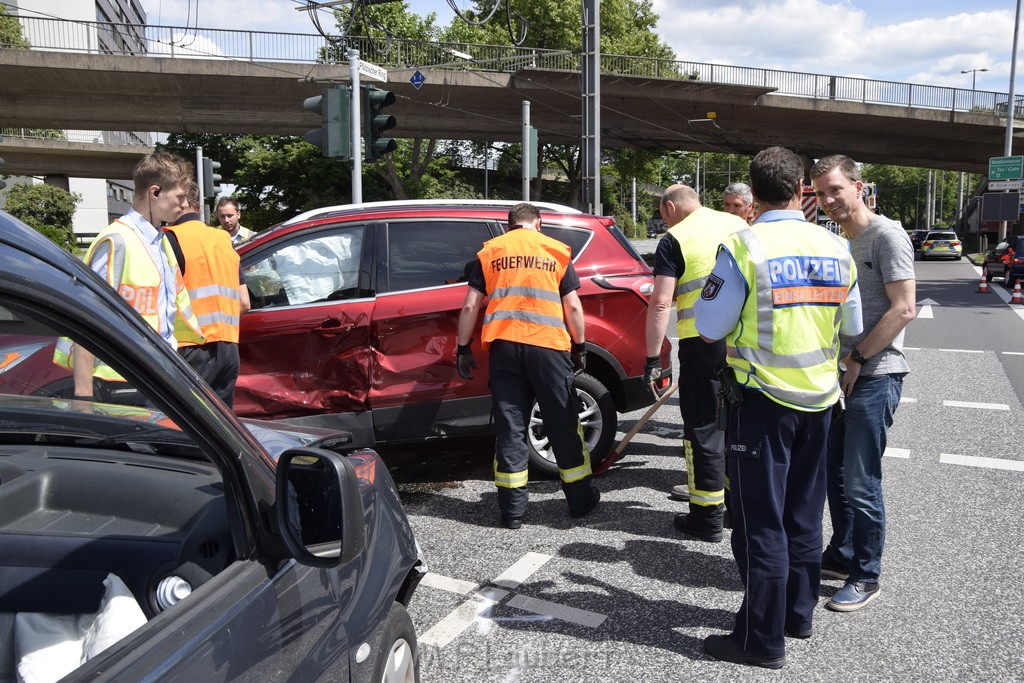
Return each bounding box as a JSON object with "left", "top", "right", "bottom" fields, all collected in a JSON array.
[
  {"left": 5, "top": 183, "right": 80, "bottom": 251},
  {"left": 0, "top": 7, "right": 30, "bottom": 49},
  {"left": 862, "top": 164, "right": 970, "bottom": 230}
]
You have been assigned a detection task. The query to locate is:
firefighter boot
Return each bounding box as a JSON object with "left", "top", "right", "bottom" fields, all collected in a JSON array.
[{"left": 673, "top": 503, "right": 724, "bottom": 543}]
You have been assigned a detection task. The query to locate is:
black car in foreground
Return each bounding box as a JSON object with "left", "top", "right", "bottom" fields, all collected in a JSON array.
[{"left": 0, "top": 211, "right": 425, "bottom": 682}]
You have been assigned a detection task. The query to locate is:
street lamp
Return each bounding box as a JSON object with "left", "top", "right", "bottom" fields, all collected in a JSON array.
[{"left": 961, "top": 67, "right": 989, "bottom": 91}]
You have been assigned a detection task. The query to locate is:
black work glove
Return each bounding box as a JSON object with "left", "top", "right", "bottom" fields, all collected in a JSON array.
[
  {"left": 571, "top": 342, "right": 587, "bottom": 375},
  {"left": 456, "top": 343, "right": 477, "bottom": 380},
  {"left": 644, "top": 356, "right": 662, "bottom": 397}
]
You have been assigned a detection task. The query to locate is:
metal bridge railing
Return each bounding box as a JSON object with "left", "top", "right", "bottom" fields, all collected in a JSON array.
[{"left": 4, "top": 15, "right": 1021, "bottom": 118}]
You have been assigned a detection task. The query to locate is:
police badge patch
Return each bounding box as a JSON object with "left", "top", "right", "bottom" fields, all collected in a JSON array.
[{"left": 701, "top": 273, "right": 725, "bottom": 300}]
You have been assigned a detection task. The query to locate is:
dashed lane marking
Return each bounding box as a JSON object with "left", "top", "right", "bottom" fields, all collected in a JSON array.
[
  {"left": 419, "top": 553, "right": 609, "bottom": 648},
  {"left": 1004, "top": 351, "right": 1024, "bottom": 356},
  {"left": 900, "top": 397, "right": 917, "bottom": 403},
  {"left": 884, "top": 448, "right": 910, "bottom": 459},
  {"left": 419, "top": 572, "right": 479, "bottom": 596},
  {"left": 493, "top": 552, "right": 551, "bottom": 589},
  {"left": 943, "top": 400, "right": 1010, "bottom": 411},
  {"left": 940, "top": 453, "right": 1024, "bottom": 472},
  {"left": 506, "top": 595, "right": 608, "bottom": 628},
  {"left": 419, "top": 587, "right": 509, "bottom": 648}
]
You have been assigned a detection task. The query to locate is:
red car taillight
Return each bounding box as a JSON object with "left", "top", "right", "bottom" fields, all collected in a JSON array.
[
  {"left": 592, "top": 274, "right": 656, "bottom": 303},
  {"left": 951, "top": 241, "right": 961, "bottom": 247}
]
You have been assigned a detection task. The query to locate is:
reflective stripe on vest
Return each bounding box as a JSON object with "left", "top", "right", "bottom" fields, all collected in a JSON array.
[
  {"left": 480, "top": 229, "right": 572, "bottom": 351},
  {"left": 165, "top": 221, "right": 241, "bottom": 345},
  {"left": 667, "top": 208, "right": 747, "bottom": 339},
  {"left": 724, "top": 223, "right": 855, "bottom": 411}
]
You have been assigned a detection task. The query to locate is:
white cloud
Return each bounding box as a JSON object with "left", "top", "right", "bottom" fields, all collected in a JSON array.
[{"left": 653, "top": 1, "right": 1014, "bottom": 92}]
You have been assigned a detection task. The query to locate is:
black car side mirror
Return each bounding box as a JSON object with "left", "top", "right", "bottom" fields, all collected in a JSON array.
[{"left": 275, "top": 448, "right": 367, "bottom": 568}]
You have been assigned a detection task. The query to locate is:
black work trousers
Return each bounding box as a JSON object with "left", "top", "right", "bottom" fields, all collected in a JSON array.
[
  {"left": 489, "top": 340, "right": 594, "bottom": 520},
  {"left": 725, "top": 389, "right": 831, "bottom": 659},
  {"left": 677, "top": 336, "right": 727, "bottom": 517},
  {"left": 178, "top": 341, "right": 240, "bottom": 409}
]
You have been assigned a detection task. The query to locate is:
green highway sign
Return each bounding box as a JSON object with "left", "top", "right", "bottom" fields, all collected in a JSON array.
[{"left": 989, "top": 155, "right": 1024, "bottom": 180}]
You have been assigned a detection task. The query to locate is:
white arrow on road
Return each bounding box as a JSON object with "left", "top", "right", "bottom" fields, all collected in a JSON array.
[{"left": 916, "top": 297, "right": 941, "bottom": 319}]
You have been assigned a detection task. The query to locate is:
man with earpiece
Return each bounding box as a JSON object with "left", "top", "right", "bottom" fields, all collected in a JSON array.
[{"left": 54, "top": 152, "right": 205, "bottom": 400}]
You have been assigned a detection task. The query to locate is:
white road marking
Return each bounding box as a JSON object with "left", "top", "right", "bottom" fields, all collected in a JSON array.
[
  {"left": 884, "top": 448, "right": 911, "bottom": 459},
  {"left": 420, "top": 572, "right": 479, "bottom": 596},
  {"left": 419, "top": 589, "right": 508, "bottom": 648},
  {"left": 940, "top": 453, "right": 1024, "bottom": 472},
  {"left": 506, "top": 595, "right": 608, "bottom": 628},
  {"left": 492, "top": 552, "right": 551, "bottom": 589},
  {"left": 900, "top": 397, "right": 917, "bottom": 403},
  {"left": 904, "top": 347, "right": 921, "bottom": 351},
  {"left": 937, "top": 348, "right": 984, "bottom": 354},
  {"left": 943, "top": 400, "right": 1010, "bottom": 411},
  {"left": 1004, "top": 351, "right": 1024, "bottom": 356},
  {"left": 916, "top": 305, "right": 934, "bottom": 319}
]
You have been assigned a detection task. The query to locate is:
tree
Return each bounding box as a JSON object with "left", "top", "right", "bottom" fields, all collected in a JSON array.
[
  {"left": 862, "top": 164, "right": 967, "bottom": 230},
  {"left": 5, "top": 183, "right": 80, "bottom": 251},
  {"left": 441, "top": 0, "right": 675, "bottom": 206},
  {"left": 0, "top": 6, "right": 30, "bottom": 49}
]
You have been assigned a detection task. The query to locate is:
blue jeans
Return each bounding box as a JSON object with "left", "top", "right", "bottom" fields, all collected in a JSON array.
[{"left": 826, "top": 372, "right": 904, "bottom": 582}]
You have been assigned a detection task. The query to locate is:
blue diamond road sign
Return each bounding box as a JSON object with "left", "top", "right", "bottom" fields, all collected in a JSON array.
[{"left": 410, "top": 70, "right": 426, "bottom": 90}]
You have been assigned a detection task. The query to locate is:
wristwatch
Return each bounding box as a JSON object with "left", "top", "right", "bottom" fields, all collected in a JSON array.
[{"left": 850, "top": 346, "right": 867, "bottom": 365}]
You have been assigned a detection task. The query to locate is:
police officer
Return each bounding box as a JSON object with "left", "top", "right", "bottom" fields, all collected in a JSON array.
[
  {"left": 164, "top": 182, "right": 250, "bottom": 408},
  {"left": 455, "top": 202, "right": 600, "bottom": 529},
  {"left": 644, "top": 184, "right": 747, "bottom": 542},
  {"left": 54, "top": 152, "right": 204, "bottom": 398},
  {"left": 694, "top": 147, "right": 862, "bottom": 669}
]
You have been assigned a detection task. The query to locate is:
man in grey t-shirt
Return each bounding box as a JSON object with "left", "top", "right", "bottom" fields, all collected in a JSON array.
[{"left": 811, "top": 155, "right": 916, "bottom": 612}]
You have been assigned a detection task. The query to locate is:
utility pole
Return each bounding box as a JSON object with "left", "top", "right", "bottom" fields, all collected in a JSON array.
[
  {"left": 581, "top": 0, "right": 600, "bottom": 214},
  {"left": 348, "top": 48, "right": 362, "bottom": 204}
]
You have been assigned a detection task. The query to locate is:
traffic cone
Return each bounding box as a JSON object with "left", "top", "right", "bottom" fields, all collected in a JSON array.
[
  {"left": 1013, "top": 280, "right": 1022, "bottom": 304},
  {"left": 977, "top": 275, "right": 989, "bottom": 293}
]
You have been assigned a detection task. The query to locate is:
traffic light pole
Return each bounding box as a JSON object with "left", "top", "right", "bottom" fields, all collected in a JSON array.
[
  {"left": 195, "top": 146, "right": 204, "bottom": 207},
  {"left": 349, "top": 48, "right": 362, "bottom": 204},
  {"left": 522, "top": 100, "right": 530, "bottom": 201}
]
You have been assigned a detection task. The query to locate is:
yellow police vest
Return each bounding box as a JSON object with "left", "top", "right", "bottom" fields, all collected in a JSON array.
[
  {"left": 666, "top": 207, "right": 747, "bottom": 340},
  {"left": 54, "top": 219, "right": 204, "bottom": 381},
  {"left": 165, "top": 220, "right": 242, "bottom": 345},
  {"left": 479, "top": 228, "right": 572, "bottom": 352},
  {"left": 721, "top": 221, "right": 856, "bottom": 411}
]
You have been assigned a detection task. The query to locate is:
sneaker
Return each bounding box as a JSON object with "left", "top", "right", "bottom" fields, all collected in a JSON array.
[
  {"left": 820, "top": 551, "right": 851, "bottom": 581},
  {"left": 703, "top": 634, "right": 785, "bottom": 669},
  {"left": 673, "top": 512, "right": 723, "bottom": 543},
  {"left": 826, "top": 580, "right": 880, "bottom": 612},
  {"left": 669, "top": 484, "right": 690, "bottom": 501},
  {"left": 569, "top": 489, "right": 601, "bottom": 518}
]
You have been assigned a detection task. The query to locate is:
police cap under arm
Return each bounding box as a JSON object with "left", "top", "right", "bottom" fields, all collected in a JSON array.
[{"left": 694, "top": 246, "right": 863, "bottom": 341}]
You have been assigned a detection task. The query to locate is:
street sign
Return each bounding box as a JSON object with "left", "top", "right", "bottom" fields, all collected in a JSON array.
[
  {"left": 988, "top": 179, "right": 1024, "bottom": 190},
  {"left": 989, "top": 155, "right": 1024, "bottom": 180},
  {"left": 356, "top": 59, "right": 388, "bottom": 83},
  {"left": 410, "top": 70, "right": 426, "bottom": 90},
  {"left": 982, "top": 191, "right": 1022, "bottom": 221}
]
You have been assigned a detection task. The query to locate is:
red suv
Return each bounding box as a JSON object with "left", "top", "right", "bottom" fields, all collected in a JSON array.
[{"left": 235, "top": 200, "right": 672, "bottom": 473}]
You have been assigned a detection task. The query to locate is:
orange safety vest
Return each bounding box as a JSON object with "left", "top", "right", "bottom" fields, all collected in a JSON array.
[
  {"left": 479, "top": 228, "right": 572, "bottom": 351},
  {"left": 164, "top": 219, "right": 242, "bottom": 345}
]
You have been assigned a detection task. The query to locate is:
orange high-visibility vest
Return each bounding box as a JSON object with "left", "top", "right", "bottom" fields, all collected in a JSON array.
[
  {"left": 479, "top": 228, "right": 572, "bottom": 351},
  {"left": 165, "top": 219, "right": 242, "bottom": 345}
]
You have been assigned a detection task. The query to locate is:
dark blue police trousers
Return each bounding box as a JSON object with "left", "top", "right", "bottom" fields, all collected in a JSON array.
[{"left": 725, "top": 388, "right": 831, "bottom": 658}]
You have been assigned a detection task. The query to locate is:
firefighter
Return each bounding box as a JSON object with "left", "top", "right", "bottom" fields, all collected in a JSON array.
[
  {"left": 455, "top": 202, "right": 600, "bottom": 529},
  {"left": 644, "top": 184, "right": 747, "bottom": 542},
  {"left": 164, "top": 182, "right": 250, "bottom": 408},
  {"left": 695, "top": 147, "right": 862, "bottom": 668}
]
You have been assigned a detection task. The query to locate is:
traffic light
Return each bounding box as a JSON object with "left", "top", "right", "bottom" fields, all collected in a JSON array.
[
  {"left": 303, "top": 85, "right": 351, "bottom": 160},
  {"left": 362, "top": 85, "right": 397, "bottom": 162},
  {"left": 201, "top": 156, "right": 222, "bottom": 197}
]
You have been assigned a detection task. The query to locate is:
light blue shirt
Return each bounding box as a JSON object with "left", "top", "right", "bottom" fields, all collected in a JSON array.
[
  {"left": 87, "top": 209, "right": 179, "bottom": 348},
  {"left": 695, "top": 210, "right": 863, "bottom": 341}
]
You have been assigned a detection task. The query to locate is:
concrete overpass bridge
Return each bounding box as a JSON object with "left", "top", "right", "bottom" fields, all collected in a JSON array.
[{"left": 1, "top": 17, "right": 1021, "bottom": 179}]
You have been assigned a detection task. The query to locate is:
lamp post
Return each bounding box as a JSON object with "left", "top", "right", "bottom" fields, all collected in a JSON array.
[{"left": 961, "top": 67, "right": 989, "bottom": 110}]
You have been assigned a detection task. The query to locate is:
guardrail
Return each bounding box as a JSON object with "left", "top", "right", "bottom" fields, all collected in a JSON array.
[
  {"left": 4, "top": 15, "right": 1021, "bottom": 118},
  {"left": 0, "top": 127, "right": 153, "bottom": 147}
]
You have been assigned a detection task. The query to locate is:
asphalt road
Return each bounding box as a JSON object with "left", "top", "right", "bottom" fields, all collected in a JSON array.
[{"left": 386, "top": 256, "right": 1024, "bottom": 682}]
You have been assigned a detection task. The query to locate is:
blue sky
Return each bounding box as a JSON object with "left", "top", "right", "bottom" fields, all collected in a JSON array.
[{"left": 140, "top": 0, "right": 1020, "bottom": 93}]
